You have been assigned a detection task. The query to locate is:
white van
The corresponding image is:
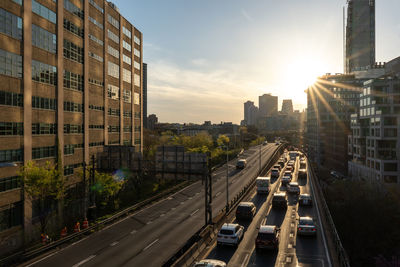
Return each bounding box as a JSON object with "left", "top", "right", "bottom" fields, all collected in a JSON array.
[{"left": 256, "top": 177, "right": 270, "bottom": 194}]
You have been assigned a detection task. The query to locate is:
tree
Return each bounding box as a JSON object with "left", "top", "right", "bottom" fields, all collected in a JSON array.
[
  {"left": 18, "top": 161, "right": 65, "bottom": 234},
  {"left": 91, "top": 170, "right": 124, "bottom": 208},
  {"left": 217, "top": 134, "right": 230, "bottom": 147}
]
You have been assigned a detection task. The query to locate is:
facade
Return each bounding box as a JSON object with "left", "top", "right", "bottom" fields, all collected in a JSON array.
[
  {"left": 143, "top": 62, "right": 147, "bottom": 128},
  {"left": 281, "top": 99, "right": 293, "bottom": 114},
  {"left": 306, "top": 74, "right": 363, "bottom": 175},
  {"left": 243, "top": 100, "right": 258, "bottom": 126},
  {"left": 348, "top": 75, "right": 400, "bottom": 184},
  {"left": 0, "top": 0, "right": 143, "bottom": 254},
  {"left": 345, "top": 0, "right": 375, "bottom": 73},
  {"left": 259, "top": 94, "right": 278, "bottom": 117}
]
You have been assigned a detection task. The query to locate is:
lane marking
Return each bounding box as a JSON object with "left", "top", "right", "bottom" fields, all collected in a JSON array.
[
  {"left": 190, "top": 209, "right": 199, "bottom": 216},
  {"left": 130, "top": 230, "right": 137, "bottom": 234},
  {"left": 146, "top": 221, "right": 153, "bottom": 224},
  {"left": 171, "top": 207, "right": 176, "bottom": 210},
  {"left": 215, "top": 191, "right": 221, "bottom": 197},
  {"left": 143, "top": 239, "right": 159, "bottom": 251},
  {"left": 25, "top": 252, "right": 58, "bottom": 267},
  {"left": 110, "top": 241, "right": 118, "bottom": 246},
  {"left": 180, "top": 201, "right": 185, "bottom": 205},
  {"left": 72, "top": 255, "right": 96, "bottom": 267},
  {"left": 160, "top": 213, "right": 165, "bottom": 217}
]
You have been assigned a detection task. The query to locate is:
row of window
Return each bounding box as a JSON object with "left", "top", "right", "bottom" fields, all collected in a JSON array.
[
  {"left": 0, "top": 49, "right": 22, "bottom": 79},
  {"left": 107, "top": 84, "right": 119, "bottom": 99},
  {"left": 89, "top": 0, "right": 104, "bottom": 13},
  {"left": 123, "top": 40, "right": 131, "bottom": 52},
  {"left": 64, "top": 70, "right": 84, "bottom": 91},
  {"left": 123, "top": 126, "right": 132, "bottom": 132},
  {"left": 64, "top": 39, "right": 84, "bottom": 64},
  {"left": 107, "top": 14, "right": 119, "bottom": 29},
  {"left": 32, "top": 59, "right": 57, "bottom": 85},
  {"left": 89, "top": 51, "right": 103, "bottom": 62},
  {"left": 88, "top": 34, "right": 103, "bottom": 46},
  {"left": 32, "top": 146, "right": 56, "bottom": 159},
  {"left": 134, "top": 61, "right": 141, "bottom": 70},
  {"left": 123, "top": 89, "right": 131, "bottom": 103},
  {"left": 64, "top": 163, "right": 82, "bottom": 176},
  {"left": 134, "top": 48, "right": 141, "bottom": 58},
  {"left": 122, "top": 69, "right": 131, "bottom": 83},
  {"left": 89, "top": 104, "right": 104, "bottom": 111},
  {"left": 32, "top": 123, "right": 57, "bottom": 135},
  {"left": 134, "top": 36, "right": 141, "bottom": 46},
  {"left": 32, "top": 24, "right": 57, "bottom": 53},
  {"left": 33, "top": 0, "right": 56, "bottom": 24},
  {"left": 89, "top": 16, "right": 103, "bottom": 30},
  {"left": 122, "top": 26, "right": 131, "bottom": 39},
  {"left": 108, "top": 45, "right": 119, "bottom": 59},
  {"left": 0, "top": 149, "right": 23, "bottom": 163},
  {"left": 0, "top": 176, "right": 20, "bottom": 193},
  {"left": 0, "top": 8, "right": 22, "bottom": 40},
  {"left": 123, "top": 54, "right": 131, "bottom": 65},
  {"left": 108, "top": 29, "right": 119, "bottom": 44},
  {"left": 134, "top": 74, "right": 140, "bottom": 87},
  {"left": 123, "top": 111, "right": 132, "bottom": 117},
  {"left": 64, "top": 124, "right": 84, "bottom": 134},
  {"left": 90, "top": 141, "right": 104, "bottom": 147},
  {"left": 108, "top": 62, "right": 119, "bottom": 79},
  {"left": 64, "top": 19, "right": 83, "bottom": 38},
  {"left": 64, "top": 143, "right": 83, "bottom": 155},
  {"left": 0, "top": 202, "right": 22, "bottom": 231},
  {"left": 108, "top": 108, "right": 120, "bottom": 116},
  {"left": 0, "top": 122, "right": 23, "bottom": 136},
  {"left": 64, "top": 0, "right": 84, "bottom": 19},
  {"left": 88, "top": 77, "right": 104, "bottom": 87},
  {"left": 89, "top": 125, "right": 104, "bottom": 129},
  {"left": 0, "top": 90, "right": 23, "bottom": 107},
  {"left": 32, "top": 96, "right": 57, "bottom": 110},
  {"left": 108, "top": 125, "right": 120, "bottom": 132},
  {"left": 64, "top": 101, "right": 83, "bottom": 113},
  {"left": 108, "top": 140, "right": 120, "bottom": 144}
]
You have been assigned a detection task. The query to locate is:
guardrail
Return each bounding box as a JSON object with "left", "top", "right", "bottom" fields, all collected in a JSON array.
[
  {"left": 166, "top": 145, "right": 286, "bottom": 267},
  {"left": 309, "top": 161, "right": 351, "bottom": 267},
  {"left": 0, "top": 180, "right": 191, "bottom": 267}
]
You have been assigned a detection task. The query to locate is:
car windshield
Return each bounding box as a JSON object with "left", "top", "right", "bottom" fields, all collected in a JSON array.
[
  {"left": 257, "top": 233, "right": 275, "bottom": 240},
  {"left": 237, "top": 206, "right": 251, "bottom": 213},
  {"left": 220, "top": 229, "right": 233, "bottom": 235},
  {"left": 299, "top": 219, "right": 313, "bottom": 225}
]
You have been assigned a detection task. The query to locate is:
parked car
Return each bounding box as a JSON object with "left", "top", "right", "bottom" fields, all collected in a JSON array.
[
  {"left": 194, "top": 259, "right": 226, "bottom": 267},
  {"left": 287, "top": 182, "right": 300, "bottom": 194},
  {"left": 299, "top": 194, "right": 312, "bottom": 206},
  {"left": 236, "top": 159, "right": 247, "bottom": 169},
  {"left": 297, "top": 216, "right": 317, "bottom": 236},
  {"left": 217, "top": 223, "right": 244, "bottom": 246},
  {"left": 236, "top": 202, "right": 256, "bottom": 220},
  {"left": 271, "top": 168, "right": 280, "bottom": 178},
  {"left": 255, "top": 225, "right": 280, "bottom": 251},
  {"left": 272, "top": 192, "right": 287, "bottom": 208}
]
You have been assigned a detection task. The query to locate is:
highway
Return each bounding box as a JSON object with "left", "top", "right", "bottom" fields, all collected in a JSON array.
[
  {"left": 204, "top": 154, "right": 331, "bottom": 267},
  {"left": 25, "top": 143, "right": 279, "bottom": 267}
]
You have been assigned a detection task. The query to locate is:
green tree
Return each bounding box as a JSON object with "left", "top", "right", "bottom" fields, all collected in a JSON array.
[
  {"left": 19, "top": 161, "right": 65, "bottom": 233},
  {"left": 217, "top": 134, "right": 230, "bottom": 147},
  {"left": 91, "top": 170, "right": 124, "bottom": 208}
]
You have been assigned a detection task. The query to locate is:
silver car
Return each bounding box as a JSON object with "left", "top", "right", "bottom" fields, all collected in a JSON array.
[{"left": 297, "top": 216, "right": 317, "bottom": 236}]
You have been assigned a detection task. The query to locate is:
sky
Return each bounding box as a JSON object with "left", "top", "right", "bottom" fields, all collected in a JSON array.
[{"left": 112, "top": 0, "right": 400, "bottom": 124}]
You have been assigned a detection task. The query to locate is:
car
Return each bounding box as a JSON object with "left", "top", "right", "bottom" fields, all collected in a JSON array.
[
  {"left": 285, "top": 165, "right": 294, "bottom": 173},
  {"left": 236, "top": 159, "right": 247, "bottom": 169},
  {"left": 194, "top": 259, "right": 227, "bottom": 267},
  {"left": 217, "top": 223, "right": 244, "bottom": 246},
  {"left": 281, "top": 171, "right": 292, "bottom": 185},
  {"left": 272, "top": 192, "right": 287, "bottom": 208},
  {"left": 278, "top": 160, "right": 285, "bottom": 168},
  {"left": 280, "top": 156, "right": 287, "bottom": 163},
  {"left": 299, "top": 194, "right": 313, "bottom": 206},
  {"left": 271, "top": 168, "right": 280, "bottom": 178},
  {"left": 287, "top": 160, "right": 295, "bottom": 167},
  {"left": 297, "top": 216, "right": 317, "bottom": 236},
  {"left": 255, "top": 225, "right": 280, "bottom": 251},
  {"left": 273, "top": 164, "right": 282, "bottom": 171},
  {"left": 263, "top": 141, "right": 268, "bottom": 146},
  {"left": 287, "top": 182, "right": 300, "bottom": 194},
  {"left": 236, "top": 202, "right": 256, "bottom": 220}
]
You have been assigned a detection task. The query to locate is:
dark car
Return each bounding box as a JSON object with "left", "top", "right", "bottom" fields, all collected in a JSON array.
[
  {"left": 299, "top": 194, "right": 312, "bottom": 206},
  {"left": 236, "top": 202, "right": 256, "bottom": 220},
  {"left": 255, "top": 225, "right": 280, "bottom": 251},
  {"left": 272, "top": 192, "right": 287, "bottom": 209}
]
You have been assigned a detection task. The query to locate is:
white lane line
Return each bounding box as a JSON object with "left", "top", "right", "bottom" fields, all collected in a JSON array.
[
  {"left": 25, "top": 252, "right": 59, "bottom": 267},
  {"left": 215, "top": 191, "right": 221, "bottom": 197},
  {"left": 146, "top": 221, "right": 153, "bottom": 224},
  {"left": 143, "top": 239, "right": 159, "bottom": 251},
  {"left": 171, "top": 207, "right": 176, "bottom": 210},
  {"left": 160, "top": 213, "right": 165, "bottom": 217},
  {"left": 190, "top": 209, "right": 199, "bottom": 216},
  {"left": 72, "top": 255, "right": 96, "bottom": 267},
  {"left": 131, "top": 230, "right": 137, "bottom": 234},
  {"left": 110, "top": 241, "right": 118, "bottom": 246},
  {"left": 241, "top": 253, "right": 250, "bottom": 267}
]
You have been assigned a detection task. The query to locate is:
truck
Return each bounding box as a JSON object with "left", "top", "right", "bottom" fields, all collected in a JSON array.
[{"left": 256, "top": 177, "right": 270, "bottom": 194}]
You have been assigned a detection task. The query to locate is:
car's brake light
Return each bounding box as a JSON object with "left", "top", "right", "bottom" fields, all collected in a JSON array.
[{"left": 298, "top": 227, "right": 302, "bottom": 230}]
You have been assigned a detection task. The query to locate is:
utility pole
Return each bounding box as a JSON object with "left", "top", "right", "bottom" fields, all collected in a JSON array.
[
  {"left": 259, "top": 142, "right": 261, "bottom": 174},
  {"left": 225, "top": 145, "right": 229, "bottom": 213},
  {"left": 204, "top": 153, "right": 212, "bottom": 225}
]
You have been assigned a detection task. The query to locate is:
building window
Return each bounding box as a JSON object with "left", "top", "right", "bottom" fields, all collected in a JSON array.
[
  {"left": 123, "top": 126, "right": 132, "bottom": 132},
  {"left": 64, "top": 124, "right": 84, "bottom": 134},
  {"left": 0, "top": 176, "right": 20, "bottom": 193},
  {"left": 123, "top": 89, "right": 131, "bottom": 103},
  {"left": 89, "top": 16, "right": 103, "bottom": 29},
  {"left": 32, "top": 60, "right": 57, "bottom": 85},
  {"left": 108, "top": 62, "right": 119, "bottom": 79},
  {"left": 134, "top": 48, "right": 140, "bottom": 58},
  {"left": 0, "top": 122, "right": 23, "bottom": 135},
  {"left": 107, "top": 14, "right": 119, "bottom": 29},
  {"left": 64, "top": 101, "right": 83, "bottom": 112},
  {"left": 134, "top": 35, "right": 141, "bottom": 45},
  {"left": 64, "top": 70, "right": 84, "bottom": 91},
  {"left": 32, "top": 0, "right": 57, "bottom": 24},
  {"left": 0, "top": 8, "right": 22, "bottom": 40},
  {"left": 64, "top": 163, "right": 82, "bottom": 176},
  {"left": 12, "top": 0, "right": 23, "bottom": 5},
  {"left": 134, "top": 139, "right": 141, "bottom": 145},
  {"left": 89, "top": 104, "right": 104, "bottom": 111},
  {"left": 123, "top": 54, "right": 131, "bottom": 65},
  {"left": 134, "top": 126, "right": 141, "bottom": 132},
  {"left": 89, "top": 51, "right": 103, "bottom": 62},
  {"left": 123, "top": 69, "right": 131, "bottom": 83},
  {"left": 108, "top": 45, "right": 119, "bottom": 59},
  {"left": 123, "top": 111, "right": 132, "bottom": 117},
  {"left": 88, "top": 34, "right": 103, "bottom": 46},
  {"left": 32, "top": 146, "right": 56, "bottom": 159},
  {"left": 64, "top": 143, "right": 83, "bottom": 155},
  {"left": 64, "top": 0, "right": 84, "bottom": 19},
  {"left": 107, "top": 84, "right": 119, "bottom": 100},
  {"left": 32, "top": 24, "right": 56, "bottom": 53},
  {"left": 0, "top": 201, "right": 22, "bottom": 231},
  {"left": 0, "top": 149, "right": 23, "bottom": 163},
  {"left": 63, "top": 39, "right": 84, "bottom": 63},
  {"left": 63, "top": 19, "right": 83, "bottom": 37},
  {"left": 134, "top": 74, "right": 140, "bottom": 87},
  {"left": 89, "top": 141, "right": 104, "bottom": 147},
  {"left": 122, "top": 40, "right": 131, "bottom": 52},
  {"left": 108, "top": 140, "right": 120, "bottom": 145},
  {"left": 32, "top": 96, "right": 57, "bottom": 110},
  {"left": 107, "top": 29, "right": 119, "bottom": 44},
  {"left": 122, "top": 26, "right": 131, "bottom": 38},
  {"left": 108, "top": 108, "right": 120, "bottom": 116},
  {"left": 32, "top": 123, "right": 57, "bottom": 135},
  {"left": 89, "top": 0, "right": 104, "bottom": 13},
  {"left": 134, "top": 61, "right": 141, "bottom": 70},
  {"left": 134, "top": 112, "right": 141, "bottom": 119},
  {"left": 89, "top": 125, "right": 104, "bottom": 129},
  {"left": 108, "top": 125, "right": 120, "bottom": 133},
  {"left": 88, "top": 77, "right": 104, "bottom": 87},
  {"left": 0, "top": 49, "right": 22, "bottom": 79},
  {"left": 0, "top": 91, "right": 23, "bottom": 107},
  {"left": 134, "top": 92, "right": 140, "bottom": 105}
]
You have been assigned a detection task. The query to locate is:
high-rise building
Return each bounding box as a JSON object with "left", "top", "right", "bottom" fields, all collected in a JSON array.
[
  {"left": 243, "top": 101, "right": 258, "bottom": 126},
  {"left": 345, "top": 0, "right": 375, "bottom": 73},
  {"left": 281, "top": 99, "right": 293, "bottom": 114},
  {"left": 0, "top": 0, "right": 143, "bottom": 253},
  {"left": 147, "top": 114, "right": 158, "bottom": 130},
  {"left": 259, "top": 94, "right": 278, "bottom": 117},
  {"left": 143, "top": 63, "right": 147, "bottom": 128}
]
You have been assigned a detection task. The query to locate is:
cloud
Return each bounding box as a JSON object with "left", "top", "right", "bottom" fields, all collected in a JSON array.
[
  {"left": 191, "top": 58, "right": 207, "bottom": 67},
  {"left": 241, "top": 9, "right": 254, "bottom": 23}
]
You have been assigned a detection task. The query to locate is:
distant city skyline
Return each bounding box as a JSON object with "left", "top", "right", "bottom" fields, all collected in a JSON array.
[{"left": 112, "top": 0, "right": 400, "bottom": 123}]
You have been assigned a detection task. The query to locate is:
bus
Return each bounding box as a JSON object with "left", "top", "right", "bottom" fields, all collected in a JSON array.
[{"left": 256, "top": 177, "right": 270, "bottom": 194}]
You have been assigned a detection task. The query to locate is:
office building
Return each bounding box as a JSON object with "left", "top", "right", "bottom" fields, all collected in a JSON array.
[
  {"left": 243, "top": 100, "right": 258, "bottom": 126},
  {"left": 147, "top": 114, "right": 158, "bottom": 130},
  {"left": 345, "top": 0, "right": 375, "bottom": 73},
  {"left": 0, "top": 0, "right": 143, "bottom": 254},
  {"left": 143, "top": 62, "right": 147, "bottom": 128},
  {"left": 281, "top": 99, "right": 293, "bottom": 114},
  {"left": 259, "top": 93, "right": 278, "bottom": 117}
]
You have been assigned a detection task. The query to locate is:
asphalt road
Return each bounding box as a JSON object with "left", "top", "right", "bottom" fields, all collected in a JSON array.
[
  {"left": 203, "top": 154, "right": 331, "bottom": 267},
  {"left": 24, "top": 144, "right": 279, "bottom": 267}
]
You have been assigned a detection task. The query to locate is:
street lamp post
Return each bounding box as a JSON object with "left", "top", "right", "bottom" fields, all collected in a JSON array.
[{"left": 225, "top": 145, "right": 229, "bottom": 213}]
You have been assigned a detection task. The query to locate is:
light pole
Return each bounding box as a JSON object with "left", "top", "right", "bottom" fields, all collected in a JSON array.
[
  {"left": 225, "top": 145, "right": 229, "bottom": 212},
  {"left": 259, "top": 142, "right": 261, "bottom": 174}
]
